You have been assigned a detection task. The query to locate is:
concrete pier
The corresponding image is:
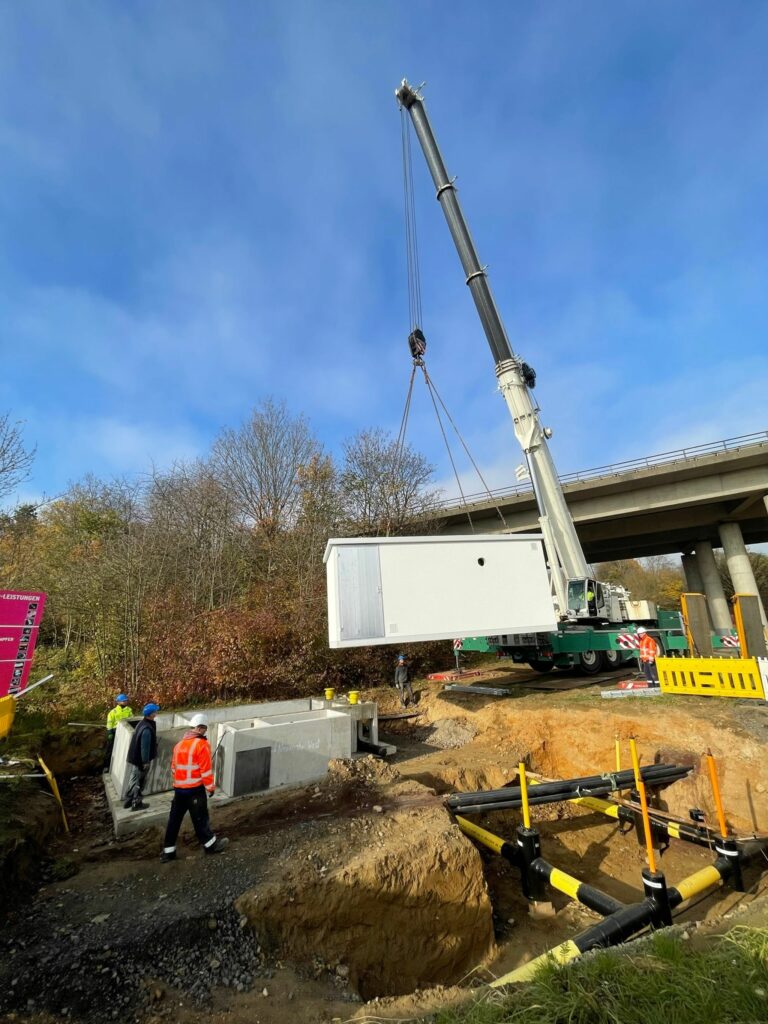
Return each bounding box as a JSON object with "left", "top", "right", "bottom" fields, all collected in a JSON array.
[
  {"left": 681, "top": 552, "right": 705, "bottom": 595},
  {"left": 719, "top": 521, "right": 767, "bottom": 627},
  {"left": 695, "top": 540, "right": 732, "bottom": 635}
]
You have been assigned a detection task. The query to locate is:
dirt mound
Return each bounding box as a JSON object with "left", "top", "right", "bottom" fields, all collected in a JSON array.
[
  {"left": 326, "top": 754, "right": 399, "bottom": 787},
  {"left": 237, "top": 800, "right": 495, "bottom": 999},
  {"left": 428, "top": 718, "right": 477, "bottom": 749}
]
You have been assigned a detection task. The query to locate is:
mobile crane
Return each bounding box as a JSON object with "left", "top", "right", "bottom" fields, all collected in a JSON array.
[{"left": 396, "top": 80, "right": 690, "bottom": 673}]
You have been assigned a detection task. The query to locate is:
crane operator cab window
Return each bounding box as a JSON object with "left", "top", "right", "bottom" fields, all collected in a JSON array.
[{"left": 567, "top": 579, "right": 604, "bottom": 620}]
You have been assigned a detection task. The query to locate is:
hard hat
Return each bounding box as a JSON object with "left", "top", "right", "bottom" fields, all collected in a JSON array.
[
  {"left": 397, "top": 654, "right": 405, "bottom": 661},
  {"left": 142, "top": 702, "right": 160, "bottom": 716},
  {"left": 116, "top": 693, "right": 129, "bottom": 704},
  {"left": 190, "top": 713, "right": 209, "bottom": 728},
  {"left": 636, "top": 626, "right": 647, "bottom": 635}
]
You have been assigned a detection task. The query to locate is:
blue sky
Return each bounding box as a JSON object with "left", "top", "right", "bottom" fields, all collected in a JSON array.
[{"left": 2, "top": 1, "right": 768, "bottom": 507}]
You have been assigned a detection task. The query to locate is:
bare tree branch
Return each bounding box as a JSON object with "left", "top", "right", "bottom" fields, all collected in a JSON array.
[{"left": 0, "top": 414, "right": 35, "bottom": 502}]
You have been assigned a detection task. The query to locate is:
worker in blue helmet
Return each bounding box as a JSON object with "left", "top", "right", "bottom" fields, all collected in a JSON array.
[
  {"left": 103, "top": 693, "right": 133, "bottom": 773},
  {"left": 394, "top": 654, "right": 414, "bottom": 707},
  {"left": 124, "top": 703, "right": 160, "bottom": 811}
]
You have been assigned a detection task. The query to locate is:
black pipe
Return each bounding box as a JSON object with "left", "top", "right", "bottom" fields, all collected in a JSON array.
[
  {"left": 642, "top": 869, "right": 673, "bottom": 927},
  {"left": 453, "top": 770, "right": 692, "bottom": 816},
  {"left": 446, "top": 764, "right": 690, "bottom": 808},
  {"left": 517, "top": 827, "right": 548, "bottom": 902}
]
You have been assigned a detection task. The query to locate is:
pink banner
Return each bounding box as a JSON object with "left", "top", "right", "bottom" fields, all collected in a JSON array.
[{"left": 0, "top": 591, "right": 47, "bottom": 697}]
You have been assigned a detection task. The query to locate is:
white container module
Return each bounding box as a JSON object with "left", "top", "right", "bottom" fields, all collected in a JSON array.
[{"left": 324, "top": 534, "right": 556, "bottom": 648}]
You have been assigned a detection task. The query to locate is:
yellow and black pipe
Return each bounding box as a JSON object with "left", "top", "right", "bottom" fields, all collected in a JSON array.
[
  {"left": 571, "top": 793, "right": 724, "bottom": 852},
  {"left": 457, "top": 816, "right": 623, "bottom": 916},
  {"left": 492, "top": 851, "right": 741, "bottom": 987}
]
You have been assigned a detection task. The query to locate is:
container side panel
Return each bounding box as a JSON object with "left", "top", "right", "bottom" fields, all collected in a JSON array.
[
  {"left": 378, "top": 538, "right": 554, "bottom": 641},
  {"left": 336, "top": 545, "right": 385, "bottom": 643}
]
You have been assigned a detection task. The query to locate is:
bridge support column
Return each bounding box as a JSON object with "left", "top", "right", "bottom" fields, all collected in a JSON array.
[
  {"left": 681, "top": 553, "right": 705, "bottom": 594},
  {"left": 719, "top": 522, "right": 767, "bottom": 628},
  {"left": 694, "top": 540, "right": 732, "bottom": 635}
]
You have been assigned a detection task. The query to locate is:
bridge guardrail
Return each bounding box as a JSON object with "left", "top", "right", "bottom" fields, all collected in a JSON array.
[{"left": 440, "top": 430, "right": 768, "bottom": 511}]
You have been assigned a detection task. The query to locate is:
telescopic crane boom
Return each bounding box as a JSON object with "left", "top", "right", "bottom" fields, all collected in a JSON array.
[{"left": 396, "top": 79, "right": 589, "bottom": 612}]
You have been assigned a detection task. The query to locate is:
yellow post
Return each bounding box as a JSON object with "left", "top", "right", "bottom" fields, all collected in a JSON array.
[
  {"left": 706, "top": 749, "right": 728, "bottom": 837},
  {"left": 518, "top": 761, "right": 531, "bottom": 829},
  {"left": 38, "top": 757, "right": 69, "bottom": 833},
  {"left": 629, "top": 737, "right": 656, "bottom": 873}
]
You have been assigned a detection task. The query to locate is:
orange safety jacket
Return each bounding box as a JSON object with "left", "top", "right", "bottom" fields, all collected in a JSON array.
[
  {"left": 171, "top": 732, "right": 215, "bottom": 793},
  {"left": 639, "top": 634, "right": 659, "bottom": 664}
]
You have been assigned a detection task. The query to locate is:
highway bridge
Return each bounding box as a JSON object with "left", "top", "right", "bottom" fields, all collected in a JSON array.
[{"left": 433, "top": 430, "right": 768, "bottom": 631}]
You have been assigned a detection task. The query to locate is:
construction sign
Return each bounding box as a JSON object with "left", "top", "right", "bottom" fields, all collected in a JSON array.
[{"left": 0, "top": 591, "right": 47, "bottom": 698}]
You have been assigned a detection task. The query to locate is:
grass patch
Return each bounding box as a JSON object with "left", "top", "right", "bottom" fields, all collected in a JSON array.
[{"left": 437, "top": 927, "right": 768, "bottom": 1024}]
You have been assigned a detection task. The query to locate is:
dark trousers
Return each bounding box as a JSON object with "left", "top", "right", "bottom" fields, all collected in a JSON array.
[
  {"left": 103, "top": 729, "right": 116, "bottom": 771},
  {"left": 397, "top": 680, "right": 415, "bottom": 706},
  {"left": 163, "top": 785, "right": 215, "bottom": 851},
  {"left": 642, "top": 660, "right": 659, "bottom": 684},
  {"left": 125, "top": 764, "right": 148, "bottom": 807}
]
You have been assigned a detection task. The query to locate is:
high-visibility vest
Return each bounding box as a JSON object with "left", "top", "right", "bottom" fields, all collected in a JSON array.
[
  {"left": 639, "top": 634, "right": 659, "bottom": 663},
  {"left": 106, "top": 704, "right": 133, "bottom": 731},
  {"left": 171, "top": 733, "right": 215, "bottom": 792}
]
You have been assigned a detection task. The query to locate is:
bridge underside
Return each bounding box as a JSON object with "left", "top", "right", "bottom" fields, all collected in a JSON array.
[{"left": 436, "top": 444, "right": 768, "bottom": 563}]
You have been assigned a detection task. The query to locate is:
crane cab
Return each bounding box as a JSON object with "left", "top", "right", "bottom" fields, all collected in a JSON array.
[{"left": 567, "top": 578, "right": 624, "bottom": 624}]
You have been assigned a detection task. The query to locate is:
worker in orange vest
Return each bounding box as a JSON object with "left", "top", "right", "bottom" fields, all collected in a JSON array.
[
  {"left": 160, "top": 713, "right": 228, "bottom": 862},
  {"left": 636, "top": 626, "right": 660, "bottom": 686}
]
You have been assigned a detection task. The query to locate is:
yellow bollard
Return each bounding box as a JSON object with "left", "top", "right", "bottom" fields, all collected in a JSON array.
[
  {"left": 0, "top": 695, "right": 15, "bottom": 741},
  {"left": 629, "top": 737, "right": 656, "bottom": 873},
  {"left": 518, "top": 762, "right": 531, "bottom": 829},
  {"left": 324, "top": 688, "right": 335, "bottom": 701},
  {"left": 348, "top": 691, "right": 359, "bottom": 705},
  {"left": 706, "top": 749, "right": 728, "bottom": 837},
  {"left": 38, "top": 757, "right": 69, "bottom": 833}
]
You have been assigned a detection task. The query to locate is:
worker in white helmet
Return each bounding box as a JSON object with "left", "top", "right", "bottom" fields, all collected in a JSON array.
[
  {"left": 160, "top": 712, "right": 228, "bottom": 862},
  {"left": 636, "top": 626, "right": 660, "bottom": 686}
]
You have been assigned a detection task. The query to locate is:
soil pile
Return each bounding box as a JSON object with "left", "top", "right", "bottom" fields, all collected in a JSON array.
[
  {"left": 238, "top": 797, "right": 495, "bottom": 999},
  {"left": 428, "top": 718, "right": 477, "bottom": 749}
]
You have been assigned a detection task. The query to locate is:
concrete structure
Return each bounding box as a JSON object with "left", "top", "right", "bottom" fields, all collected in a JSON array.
[
  {"left": 694, "top": 541, "right": 733, "bottom": 635},
  {"left": 720, "top": 521, "right": 768, "bottom": 627},
  {"left": 106, "top": 695, "right": 390, "bottom": 837},
  {"left": 435, "top": 433, "right": 768, "bottom": 559}
]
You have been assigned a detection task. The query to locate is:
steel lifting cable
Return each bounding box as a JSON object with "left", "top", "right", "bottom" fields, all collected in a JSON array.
[{"left": 419, "top": 366, "right": 508, "bottom": 530}]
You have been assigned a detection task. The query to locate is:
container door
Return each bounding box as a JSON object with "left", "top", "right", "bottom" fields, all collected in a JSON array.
[{"left": 337, "top": 545, "right": 385, "bottom": 642}]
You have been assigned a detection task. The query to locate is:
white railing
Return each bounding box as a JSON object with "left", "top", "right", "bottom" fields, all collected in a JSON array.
[{"left": 440, "top": 430, "right": 768, "bottom": 511}]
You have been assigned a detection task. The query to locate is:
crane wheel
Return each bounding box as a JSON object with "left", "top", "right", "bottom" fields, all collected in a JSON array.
[
  {"left": 603, "top": 649, "right": 622, "bottom": 671},
  {"left": 577, "top": 650, "right": 604, "bottom": 675},
  {"left": 527, "top": 660, "right": 555, "bottom": 673}
]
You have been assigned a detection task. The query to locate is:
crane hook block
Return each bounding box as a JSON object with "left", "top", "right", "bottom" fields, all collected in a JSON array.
[
  {"left": 408, "top": 328, "right": 427, "bottom": 359},
  {"left": 521, "top": 362, "right": 536, "bottom": 389}
]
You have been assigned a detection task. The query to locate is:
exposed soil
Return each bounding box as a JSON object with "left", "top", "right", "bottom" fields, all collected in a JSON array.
[{"left": 1, "top": 661, "right": 767, "bottom": 1024}]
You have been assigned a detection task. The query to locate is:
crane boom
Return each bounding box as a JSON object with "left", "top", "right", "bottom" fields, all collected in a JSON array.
[{"left": 396, "top": 80, "right": 589, "bottom": 605}]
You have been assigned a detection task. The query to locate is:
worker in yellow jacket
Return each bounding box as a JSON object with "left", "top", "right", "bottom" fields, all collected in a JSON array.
[{"left": 103, "top": 693, "right": 132, "bottom": 773}]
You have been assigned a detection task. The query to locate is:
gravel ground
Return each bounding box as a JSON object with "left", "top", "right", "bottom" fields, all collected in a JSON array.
[
  {"left": 0, "top": 773, "right": 378, "bottom": 1024},
  {"left": 0, "top": 840, "right": 273, "bottom": 1021}
]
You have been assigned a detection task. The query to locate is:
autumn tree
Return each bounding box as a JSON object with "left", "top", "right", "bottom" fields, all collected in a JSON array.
[
  {"left": 595, "top": 555, "right": 684, "bottom": 608},
  {"left": 211, "top": 399, "right": 320, "bottom": 539},
  {"left": 339, "top": 427, "right": 440, "bottom": 536}
]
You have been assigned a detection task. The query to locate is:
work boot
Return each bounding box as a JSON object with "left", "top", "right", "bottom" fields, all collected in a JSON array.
[
  {"left": 205, "top": 837, "right": 229, "bottom": 855},
  {"left": 130, "top": 802, "right": 148, "bottom": 811},
  {"left": 160, "top": 850, "right": 176, "bottom": 864}
]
